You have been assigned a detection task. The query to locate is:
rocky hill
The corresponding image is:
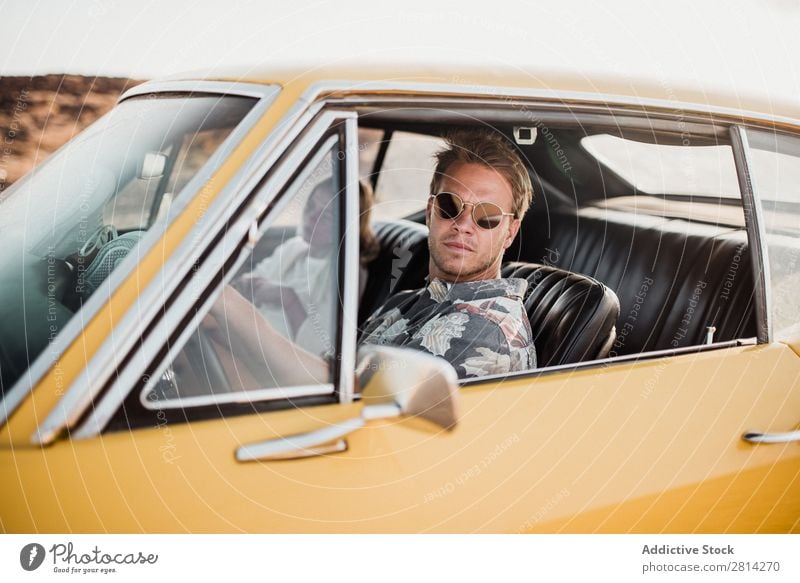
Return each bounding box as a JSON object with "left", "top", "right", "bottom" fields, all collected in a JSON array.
[{"left": 0, "top": 74, "right": 143, "bottom": 194}]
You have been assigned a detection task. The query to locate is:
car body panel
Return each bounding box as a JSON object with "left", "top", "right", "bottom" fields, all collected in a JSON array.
[{"left": 3, "top": 343, "right": 798, "bottom": 533}]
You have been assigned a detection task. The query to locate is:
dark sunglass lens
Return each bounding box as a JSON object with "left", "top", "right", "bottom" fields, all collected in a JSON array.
[
  {"left": 435, "top": 193, "right": 461, "bottom": 219},
  {"left": 474, "top": 202, "right": 504, "bottom": 229}
]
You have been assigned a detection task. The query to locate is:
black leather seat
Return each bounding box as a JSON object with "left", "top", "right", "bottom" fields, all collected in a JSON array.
[
  {"left": 360, "top": 220, "right": 620, "bottom": 367},
  {"left": 502, "top": 262, "right": 620, "bottom": 366},
  {"left": 507, "top": 208, "right": 757, "bottom": 355},
  {"left": 363, "top": 200, "right": 757, "bottom": 363},
  {"left": 359, "top": 220, "right": 429, "bottom": 327}
]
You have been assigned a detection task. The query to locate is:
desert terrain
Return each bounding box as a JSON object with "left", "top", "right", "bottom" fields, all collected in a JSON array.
[{"left": 0, "top": 75, "right": 142, "bottom": 197}]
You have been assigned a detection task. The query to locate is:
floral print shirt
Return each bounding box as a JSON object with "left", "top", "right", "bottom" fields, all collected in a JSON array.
[{"left": 359, "top": 278, "right": 536, "bottom": 379}]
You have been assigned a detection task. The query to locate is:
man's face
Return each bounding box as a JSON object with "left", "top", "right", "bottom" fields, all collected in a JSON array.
[{"left": 426, "top": 161, "right": 520, "bottom": 283}]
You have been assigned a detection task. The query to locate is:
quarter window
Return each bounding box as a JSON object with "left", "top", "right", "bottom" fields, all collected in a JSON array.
[
  {"left": 142, "top": 137, "right": 343, "bottom": 407},
  {"left": 745, "top": 128, "right": 800, "bottom": 339}
]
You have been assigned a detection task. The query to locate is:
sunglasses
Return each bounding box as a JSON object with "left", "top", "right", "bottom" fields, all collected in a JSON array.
[{"left": 429, "top": 192, "right": 516, "bottom": 230}]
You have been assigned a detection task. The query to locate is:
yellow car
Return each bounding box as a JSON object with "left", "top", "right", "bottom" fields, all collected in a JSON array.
[{"left": 2, "top": 66, "right": 799, "bottom": 533}]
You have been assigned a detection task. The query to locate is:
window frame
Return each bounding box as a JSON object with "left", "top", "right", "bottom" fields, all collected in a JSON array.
[
  {"left": 736, "top": 125, "right": 800, "bottom": 342},
  {"left": 68, "top": 111, "right": 361, "bottom": 437},
  {"left": 730, "top": 125, "right": 772, "bottom": 344},
  {"left": 136, "top": 133, "right": 344, "bottom": 411},
  {"left": 342, "top": 98, "right": 774, "bottom": 386},
  {"left": 32, "top": 104, "right": 359, "bottom": 442}
]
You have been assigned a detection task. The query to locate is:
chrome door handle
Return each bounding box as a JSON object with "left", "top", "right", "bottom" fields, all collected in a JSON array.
[
  {"left": 237, "top": 416, "right": 367, "bottom": 462},
  {"left": 742, "top": 430, "right": 800, "bottom": 444},
  {"left": 236, "top": 403, "right": 408, "bottom": 462}
]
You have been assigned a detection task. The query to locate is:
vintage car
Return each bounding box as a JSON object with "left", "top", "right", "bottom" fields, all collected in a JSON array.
[{"left": 1, "top": 66, "right": 799, "bottom": 533}]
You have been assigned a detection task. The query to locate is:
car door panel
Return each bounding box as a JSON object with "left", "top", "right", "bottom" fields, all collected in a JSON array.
[{"left": 4, "top": 343, "right": 798, "bottom": 533}]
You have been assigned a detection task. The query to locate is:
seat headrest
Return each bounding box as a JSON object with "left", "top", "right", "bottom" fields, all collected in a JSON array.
[{"left": 502, "top": 262, "right": 620, "bottom": 366}]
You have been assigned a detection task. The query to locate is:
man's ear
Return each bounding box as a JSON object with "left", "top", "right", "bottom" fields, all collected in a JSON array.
[
  {"left": 504, "top": 218, "right": 521, "bottom": 249},
  {"left": 425, "top": 197, "right": 432, "bottom": 227}
]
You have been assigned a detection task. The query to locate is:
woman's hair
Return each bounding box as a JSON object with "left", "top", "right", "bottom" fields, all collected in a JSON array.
[{"left": 359, "top": 180, "right": 379, "bottom": 265}]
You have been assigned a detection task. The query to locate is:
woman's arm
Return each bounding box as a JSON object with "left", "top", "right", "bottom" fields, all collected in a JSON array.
[{"left": 207, "top": 285, "right": 330, "bottom": 387}]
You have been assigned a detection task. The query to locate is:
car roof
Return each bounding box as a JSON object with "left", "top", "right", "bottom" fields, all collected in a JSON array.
[{"left": 155, "top": 62, "right": 800, "bottom": 125}]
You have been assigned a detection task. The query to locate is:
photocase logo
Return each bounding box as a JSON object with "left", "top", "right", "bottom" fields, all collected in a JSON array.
[{"left": 19, "top": 543, "right": 46, "bottom": 571}]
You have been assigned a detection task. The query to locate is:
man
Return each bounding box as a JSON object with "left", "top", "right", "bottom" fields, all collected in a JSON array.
[
  {"left": 359, "top": 130, "right": 536, "bottom": 378},
  {"left": 209, "top": 130, "right": 535, "bottom": 386}
]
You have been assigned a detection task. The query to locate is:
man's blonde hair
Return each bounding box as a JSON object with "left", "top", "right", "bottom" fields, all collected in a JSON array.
[{"left": 430, "top": 130, "right": 533, "bottom": 219}]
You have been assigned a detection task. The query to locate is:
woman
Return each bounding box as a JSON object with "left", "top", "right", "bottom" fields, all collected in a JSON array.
[
  {"left": 230, "top": 179, "right": 378, "bottom": 357},
  {"left": 198, "top": 179, "right": 378, "bottom": 389}
]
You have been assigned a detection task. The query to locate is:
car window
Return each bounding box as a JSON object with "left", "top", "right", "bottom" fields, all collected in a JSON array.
[
  {"left": 0, "top": 94, "right": 258, "bottom": 395},
  {"left": 373, "top": 131, "right": 444, "bottom": 220},
  {"left": 141, "top": 137, "right": 342, "bottom": 407},
  {"left": 745, "top": 128, "right": 800, "bottom": 339},
  {"left": 581, "top": 133, "right": 741, "bottom": 198}
]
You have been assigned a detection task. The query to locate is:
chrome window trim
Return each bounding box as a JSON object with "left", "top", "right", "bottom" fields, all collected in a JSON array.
[
  {"left": 66, "top": 111, "right": 357, "bottom": 441},
  {"left": 337, "top": 116, "right": 360, "bottom": 404},
  {"left": 730, "top": 126, "right": 773, "bottom": 343},
  {"left": 144, "top": 384, "right": 335, "bottom": 411},
  {"left": 1, "top": 83, "right": 279, "bottom": 430},
  {"left": 306, "top": 80, "right": 800, "bottom": 130},
  {"left": 118, "top": 80, "right": 280, "bottom": 103},
  {"left": 134, "top": 135, "right": 339, "bottom": 414},
  {"left": 460, "top": 337, "right": 758, "bottom": 387}
]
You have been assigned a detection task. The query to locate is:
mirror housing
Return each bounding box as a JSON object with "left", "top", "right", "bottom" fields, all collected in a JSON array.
[{"left": 356, "top": 345, "right": 460, "bottom": 430}]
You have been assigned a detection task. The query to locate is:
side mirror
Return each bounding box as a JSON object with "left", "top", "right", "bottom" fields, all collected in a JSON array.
[
  {"left": 357, "top": 345, "right": 459, "bottom": 430},
  {"left": 236, "top": 346, "right": 460, "bottom": 462}
]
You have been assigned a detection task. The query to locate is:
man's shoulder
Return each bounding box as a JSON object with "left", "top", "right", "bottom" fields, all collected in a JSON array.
[
  {"left": 448, "top": 277, "right": 528, "bottom": 302},
  {"left": 448, "top": 278, "right": 527, "bottom": 315},
  {"left": 368, "top": 276, "right": 529, "bottom": 325}
]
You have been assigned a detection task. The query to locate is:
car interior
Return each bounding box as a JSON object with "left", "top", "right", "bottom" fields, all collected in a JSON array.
[
  {"left": 353, "top": 109, "right": 756, "bottom": 373},
  {"left": 21, "top": 96, "right": 762, "bottom": 435}
]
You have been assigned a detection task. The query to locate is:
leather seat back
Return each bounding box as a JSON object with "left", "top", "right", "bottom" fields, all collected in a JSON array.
[
  {"left": 361, "top": 220, "right": 620, "bottom": 367},
  {"left": 502, "top": 262, "right": 620, "bottom": 366},
  {"left": 359, "top": 220, "right": 429, "bottom": 326},
  {"left": 507, "top": 207, "right": 757, "bottom": 355}
]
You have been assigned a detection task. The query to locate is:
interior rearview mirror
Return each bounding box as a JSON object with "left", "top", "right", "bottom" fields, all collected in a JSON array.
[{"left": 139, "top": 151, "right": 166, "bottom": 179}]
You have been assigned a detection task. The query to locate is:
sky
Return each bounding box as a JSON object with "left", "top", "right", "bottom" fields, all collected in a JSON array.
[{"left": 1, "top": 0, "right": 799, "bottom": 109}]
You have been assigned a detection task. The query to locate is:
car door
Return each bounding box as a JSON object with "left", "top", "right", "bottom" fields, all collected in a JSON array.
[{"left": 3, "top": 100, "right": 799, "bottom": 534}]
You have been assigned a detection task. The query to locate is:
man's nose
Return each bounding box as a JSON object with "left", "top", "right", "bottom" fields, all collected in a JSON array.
[{"left": 452, "top": 205, "right": 476, "bottom": 231}]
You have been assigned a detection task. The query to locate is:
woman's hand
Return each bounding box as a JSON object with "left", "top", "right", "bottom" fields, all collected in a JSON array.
[{"left": 207, "top": 285, "right": 329, "bottom": 386}]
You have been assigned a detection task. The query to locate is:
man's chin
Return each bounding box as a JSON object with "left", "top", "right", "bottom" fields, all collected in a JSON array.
[{"left": 432, "top": 261, "right": 484, "bottom": 283}]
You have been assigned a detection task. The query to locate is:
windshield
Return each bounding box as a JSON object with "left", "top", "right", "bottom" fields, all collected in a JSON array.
[{"left": 0, "top": 93, "right": 257, "bottom": 396}]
